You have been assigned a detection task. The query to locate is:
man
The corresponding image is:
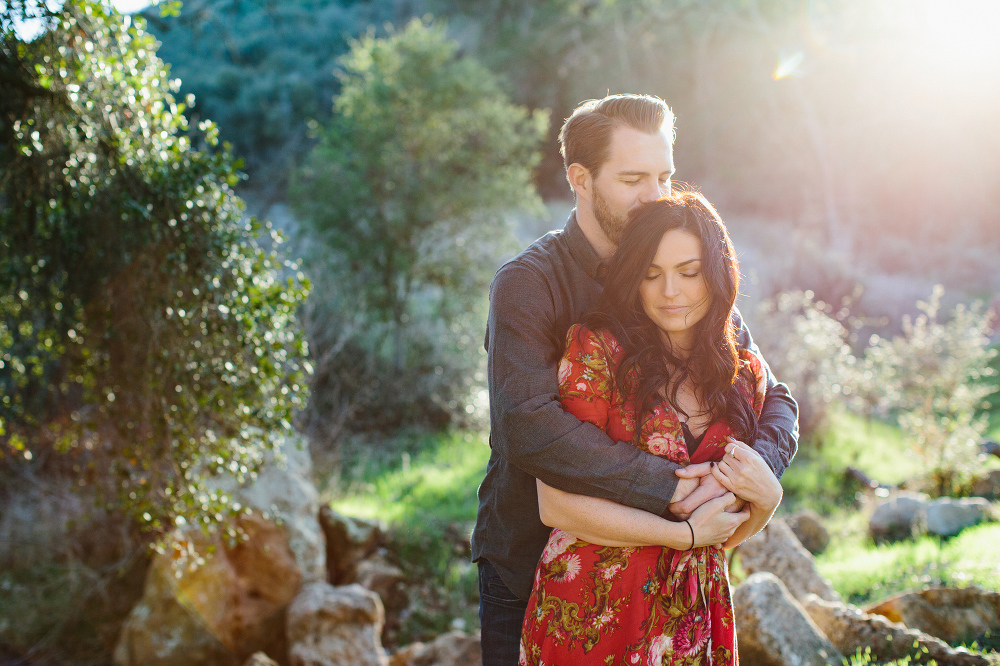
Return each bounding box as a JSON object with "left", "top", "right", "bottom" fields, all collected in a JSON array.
[{"left": 471, "top": 94, "right": 799, "bottom": 666}]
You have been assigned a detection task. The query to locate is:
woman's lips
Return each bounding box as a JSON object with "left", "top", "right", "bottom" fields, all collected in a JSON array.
[{"left": 659, "top": 305, "right": 688, "bottom": 314}]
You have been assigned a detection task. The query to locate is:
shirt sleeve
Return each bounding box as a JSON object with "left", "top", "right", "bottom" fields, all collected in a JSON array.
[
  {"left": 732, "top": 307, "right": 800, "bottom": 478},
  {"left": 487, "top": 262, "right": 680, "bottom": 516}
]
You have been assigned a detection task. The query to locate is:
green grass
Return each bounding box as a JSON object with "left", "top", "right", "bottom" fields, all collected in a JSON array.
[
  {"left": 817, "top": 522, "right": 1000, "bottom": 606},
  {"left": 331, "top": 430, "right": 489, "bottom": 525},
  {"left": 780, "top": 410, "right": 918, "bottom": 513}
]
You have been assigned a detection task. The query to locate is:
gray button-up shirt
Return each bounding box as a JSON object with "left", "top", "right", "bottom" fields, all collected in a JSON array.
[{"left": 471, "top": 212, "right": 799, "bottom": 601}]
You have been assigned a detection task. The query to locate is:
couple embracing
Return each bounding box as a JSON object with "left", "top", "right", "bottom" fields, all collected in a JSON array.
[{"left": 471, "top": 94, "right": 799, "bottom": 665}]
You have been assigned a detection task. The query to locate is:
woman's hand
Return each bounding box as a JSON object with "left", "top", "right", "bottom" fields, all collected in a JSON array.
[
  {"left": 712, "top": 438, "right": 782, "bottom": 511},
  {"left": 687, "top": 492, "right": 750, "bottom": 548}
]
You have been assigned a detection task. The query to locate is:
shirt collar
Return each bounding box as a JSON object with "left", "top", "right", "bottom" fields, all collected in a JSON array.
[{"left": 565, "top": 210, "right": 607, "bottom": 284}]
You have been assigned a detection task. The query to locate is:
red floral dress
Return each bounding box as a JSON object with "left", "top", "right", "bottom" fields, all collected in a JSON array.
[{"left": 520, "top": 324, "right": 767, "bottom": 666}]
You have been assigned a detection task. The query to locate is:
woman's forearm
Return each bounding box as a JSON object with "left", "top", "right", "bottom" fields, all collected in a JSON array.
[{"left": 537, "top": 479, "right": 692, "bottom": 549}]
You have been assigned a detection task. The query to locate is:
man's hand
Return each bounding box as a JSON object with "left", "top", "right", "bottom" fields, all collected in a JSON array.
[{"left": 668, "top": 462, "right": 729, "bottom": 520}]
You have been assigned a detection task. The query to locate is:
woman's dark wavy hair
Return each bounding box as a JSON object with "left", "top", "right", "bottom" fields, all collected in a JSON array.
[{"left": 582, "top": 191, "right": 758, "bottom": 444}]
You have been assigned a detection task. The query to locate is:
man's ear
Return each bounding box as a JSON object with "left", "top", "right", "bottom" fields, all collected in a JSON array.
[{"left": 567, "top": 163, "right": 592, "bottom": 202}]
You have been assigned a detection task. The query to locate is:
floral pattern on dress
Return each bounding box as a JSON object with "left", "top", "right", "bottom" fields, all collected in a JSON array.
[{"left": 521, "top": 324, "right": 766, "bottom": 666}]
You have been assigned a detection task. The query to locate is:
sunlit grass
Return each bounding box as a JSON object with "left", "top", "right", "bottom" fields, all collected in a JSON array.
[
  {"left": 817, "top": 522, "right": 1000, "bottom": 606},
  {"left": 331, "top": 430, "right": 489, "bottom": 525}
]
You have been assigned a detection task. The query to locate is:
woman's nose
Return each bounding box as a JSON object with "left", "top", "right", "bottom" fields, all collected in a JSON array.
[{"left": 663, "top": 276, "right": 680, "bottom": 297}]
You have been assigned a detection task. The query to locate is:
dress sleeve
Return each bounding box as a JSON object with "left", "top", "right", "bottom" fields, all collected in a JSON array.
[{"left": 557, "top": 324, "right": 616, "bottom": 432}]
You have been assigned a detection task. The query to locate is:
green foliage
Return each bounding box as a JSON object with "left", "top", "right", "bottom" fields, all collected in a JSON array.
[
  {"left": 292, "top": 18, "right": 546, "bottom": 436},
  {"left": 757, "top": 286, "right": 997, "bottom": 497},
  {"left": 140, "top": 0, "right": 401, "bottom": 192},
  {"left": 866, "top": 286, "right": 998, "bottom": 496},
  {"left": 753, "top": 290, "right": 861, "bottom": 437},
  {"left": 0, "top": 1, "right": 309, "bottom": 528}
]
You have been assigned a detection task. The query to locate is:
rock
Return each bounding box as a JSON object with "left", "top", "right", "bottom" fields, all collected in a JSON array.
[
  {"left": 287, "top": 582, "right": 388, "bottom": 666},
  {"left": 786, "top": 509, "right": 831, "bottom": 555},
  {"left": 356, "top": 552, "right": 408, "bottom": 615},
  {"left": 925, "top": 497, "right": 992, "bottom": 537},
  {"left": 982, "top": 439, "right": 1000, "bottom": 459},
  {"left": 115, "top": 436, "right": 323, "bottom": 666},
  {"left": 804, "top": 594, "right": 989, "bottom": 665},
  {"left": 114, "top": 514, "right": 299, "bottom": 666},
  {"left": 224, "top": 436, "right": 326, "bottom": 582},
  {"left": 389, "top": 631, "right": 482, "bottom": 666},
  {"left": 970, "top": 469, "right": 1000, "bottom": 500},
  {"left": 320, "top": 506, "right": 382, "bottom": 584},
  {"left": 244, "top": 652, "right": 281, "bottom": 666},
  {"left": 865, "top": 586, "right": 1000, "bottom": 645},
  {"left": 736, "top": 518, "right": 840, "bottom": 602},
  {"left": 869, "top": 492, "right": 929, "bottom": 543},
  {"left": 732, "top": 573, "right": 842, "bottom": 666}
]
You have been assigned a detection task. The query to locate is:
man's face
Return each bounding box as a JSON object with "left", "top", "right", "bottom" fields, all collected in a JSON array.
[{"left": 587, "top": 125, "right": 675, "bottom": 247}]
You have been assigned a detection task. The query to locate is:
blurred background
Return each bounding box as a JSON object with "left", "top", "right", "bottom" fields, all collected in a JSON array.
[{"left": 2, "top": 0, "right": 999, "bottom": 663}]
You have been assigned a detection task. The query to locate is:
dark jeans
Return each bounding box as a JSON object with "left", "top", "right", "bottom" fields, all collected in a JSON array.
[{"left": 478, "top": 559, "right": 529, "bottom": 666}]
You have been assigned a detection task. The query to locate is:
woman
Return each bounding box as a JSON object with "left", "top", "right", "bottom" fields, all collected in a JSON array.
[{"left": 519, "top": 192, "right": 783, "bottom": 665}]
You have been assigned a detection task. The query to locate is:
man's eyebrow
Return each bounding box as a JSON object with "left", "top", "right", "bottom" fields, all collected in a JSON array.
[{"left": 617, "top": 169, "right": 676, "bottom": 177}]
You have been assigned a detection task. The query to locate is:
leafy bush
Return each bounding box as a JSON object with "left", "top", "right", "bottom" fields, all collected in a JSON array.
[
  {"left": 753, "top": 289, "right": 862, "bottom": 438},
  {"left": 292, "top": 18, "right": 546, "bottom": 442},
  {"left": 866, "top": 286, "right": 998, "bottom": 496},
  {"left": 0, "top": 0, "right": 309, "bottom": 529}
]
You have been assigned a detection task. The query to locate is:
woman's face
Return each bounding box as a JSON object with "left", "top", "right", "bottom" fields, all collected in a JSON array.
[{"left": 639, "top": 228, "right": 711, "bottom": 349}]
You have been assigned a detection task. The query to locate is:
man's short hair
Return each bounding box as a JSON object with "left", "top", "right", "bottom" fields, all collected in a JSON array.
[{"left": 559, "top": 94, "right": 675, "bottom": 184}]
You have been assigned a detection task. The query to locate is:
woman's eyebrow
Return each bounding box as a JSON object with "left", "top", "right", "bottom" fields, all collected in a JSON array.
[{"left": 647, "top": 257, "right": 701, "bottom": 271}]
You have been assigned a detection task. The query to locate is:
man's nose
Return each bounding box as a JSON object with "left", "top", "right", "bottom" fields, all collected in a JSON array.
[{"left": 639, "top": 180, "right": 662, "bottom": 203}]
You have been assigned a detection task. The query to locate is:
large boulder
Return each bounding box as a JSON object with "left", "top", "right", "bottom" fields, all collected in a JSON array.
[
  {"left": 924, "top": 497, "right": 993, "bottom": 537},
  {"left": 868, "top": 492, "right": 929, "bottom": 543},
  {"left": 786, "top": 509, "right": 831, "bottom": 555},
  {"left": 114, "top": 514, "right": 300, "bottom": 666},
  {"left": 736, "top": 518, "right": 840, "bottom": 602},
  {"left": 286, "top": 582, "right": 388, "bottom": 666},
  {"left": 732, "top": 573, "right": 842, "bottom": 666},
  {"left": 865, "top": 586, "right": 1000, "bottom": 645},
  {"left": 389, "top": 631, "right": 482, "bottom": 666},
  {"left": 804, "top": 594, "right": 988, "bottom": 665},
  {"left": 222, "top": 436, "right": 326, "bottom": 582},
  {"left": 115, "top": 436, "right": 325, "bottom": 666}
]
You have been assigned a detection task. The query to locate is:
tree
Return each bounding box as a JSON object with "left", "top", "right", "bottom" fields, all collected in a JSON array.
[
  {"left": 0, "top": 0, "right": 309, "bottom": 529},
  {"left": 291, "top": 18, "right": 546, "bottom": 434}
]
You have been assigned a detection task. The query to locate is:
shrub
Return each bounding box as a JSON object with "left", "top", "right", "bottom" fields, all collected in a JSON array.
[{"left": 0, "top": 0, "right": 309, "bottom": 529}]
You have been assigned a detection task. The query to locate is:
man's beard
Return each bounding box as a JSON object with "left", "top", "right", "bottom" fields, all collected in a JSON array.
[{"left": 592, "top": 183, "right": 629, "bottom": 247}]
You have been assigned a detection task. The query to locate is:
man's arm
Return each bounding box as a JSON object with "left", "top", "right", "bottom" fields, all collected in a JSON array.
[
  {"left": 487, "top": 262, "right": 686, "bottom": 516},
  {"left": 732, "top": 306, "right": 799, "bottom": 477}
]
